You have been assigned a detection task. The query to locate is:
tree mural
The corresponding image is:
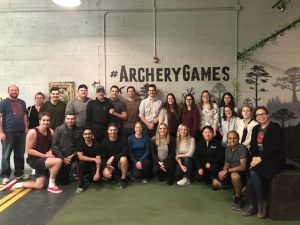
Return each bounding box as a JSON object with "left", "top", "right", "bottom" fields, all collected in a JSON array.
[
  {"left": 180, "top": 87, "right": 195, "bottom": 106},
  {"left": 245, "top": 65, "right": 272, "bottom": 107},
  {"left": 210, "top": 83, "right": 226, "bottom": 105},
  {"left": 137, "top": 83, "right": 149, "bottom": 100},
  {"left": 242, "top": 97, "right": 254, "bottom": 108},
  {"left": 272, "top": 67, "right": 300, "bottom": 103},
  {"left": 271, "top": 108, "right": 297, "bottom": 128}
]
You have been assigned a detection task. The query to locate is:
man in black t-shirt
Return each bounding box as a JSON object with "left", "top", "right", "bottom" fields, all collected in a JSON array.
[
  {"left": 101, "top": 123, "right": 129, "bottom": 188},
  {"left": 76, "top": 128, "right": 101, "bottom": 193}
]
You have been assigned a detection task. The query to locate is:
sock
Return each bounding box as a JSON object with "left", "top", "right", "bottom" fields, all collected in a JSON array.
[
  {"left": 48, "top": 178, "right": 56, "bottom": 188},
  {"left": 12, "top": 182, "right": 23, "bottom": 189}
]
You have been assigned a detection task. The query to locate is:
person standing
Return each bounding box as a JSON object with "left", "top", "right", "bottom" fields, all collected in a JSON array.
[
  {"left": 109, "top": 85, "right": 127, "bottom": 136},
  {"left": 27, "top": 92, "right": 45, "bottom": 129},
  {"left": 139, "top": 84, "right": 162, "bottom": 137},
  {"left": 123, "top": 86, "right": 141, "bottom": 139},
  {"left": 158, "top": 93, "right": 181, "bottom": 137},
  {"left": 65, "top": 84, "right": 92, "bottom": 130},
  {"left": 0, "top": 84, "right": 28, "bottom": 184},
  {"left": 40, "top": 87, "right": 66, "bottom": 130},
  {"left": 86, "top": 85, "right": 113, "bottom": 144}
]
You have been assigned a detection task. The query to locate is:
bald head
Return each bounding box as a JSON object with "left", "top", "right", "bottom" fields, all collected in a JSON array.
[{"left": 8, "top": 84, "right": 19, "bottom": 99}]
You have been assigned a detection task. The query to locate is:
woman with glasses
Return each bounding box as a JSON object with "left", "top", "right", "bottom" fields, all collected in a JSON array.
[
  {"left": 242, "top": 106, "right": 285, "bottom": 218},
  {"left": 181, "top": 94, "right": 199, "bottom": 138},
  {"left": 198, "top": 90, "right": 219, "bottom": 141},
  {"left": 219, "top": 105, "right": 239, "bottom": 147}
]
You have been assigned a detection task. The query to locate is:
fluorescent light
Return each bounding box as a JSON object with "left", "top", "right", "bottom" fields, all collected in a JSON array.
[{"left": 52, "top": 0, "right": 81, "bottom": 7}]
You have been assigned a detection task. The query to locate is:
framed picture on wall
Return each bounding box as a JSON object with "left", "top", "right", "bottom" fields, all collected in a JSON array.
[{"left": 49, "top": 81, "right": 75, "bottom": 103}]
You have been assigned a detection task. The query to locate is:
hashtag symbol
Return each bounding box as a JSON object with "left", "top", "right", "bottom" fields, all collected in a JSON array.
[{"left": 110, "top": 70, "right": 118, "bottom": 78}]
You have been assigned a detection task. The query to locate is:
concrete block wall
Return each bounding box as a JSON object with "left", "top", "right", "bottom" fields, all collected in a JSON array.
[{"left": 1, "top": 0, "right": 300, "bottom": 168}]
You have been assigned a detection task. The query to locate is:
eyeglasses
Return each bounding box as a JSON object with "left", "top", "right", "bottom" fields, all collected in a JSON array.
[{"left": 256, "top": 113, "right": 267, "bottom": 117}]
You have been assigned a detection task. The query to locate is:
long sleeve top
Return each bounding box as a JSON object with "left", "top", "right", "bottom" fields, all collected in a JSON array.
[
  {"left": 176, "top": 137, "right": 196, "bottom": 158},
  {"left": 181, "top": 108, "right": 199, "bottom": 138},
  {"left": 194, "top": 138, "right": 224, "bottom": 169},
  {"left": 128, "top": 134, "right": 150, "bottom": 164},
  {"left": 151, "top": 137, "right": 176, "bottom": 165}
]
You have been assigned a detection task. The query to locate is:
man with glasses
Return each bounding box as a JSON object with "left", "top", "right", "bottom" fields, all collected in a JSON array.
[{"left": 139, "top": 84, "right": 162, "bottom": 137}]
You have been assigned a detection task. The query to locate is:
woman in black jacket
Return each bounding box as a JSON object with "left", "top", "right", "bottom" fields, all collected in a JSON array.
[
  {"left": 242, "top": 106, "right": 285, "bottom": 218},
  {"left": 151, "top": 123, "right": 176, "bottom": 185},
  {"left": 194, "top": 125, "right": 224, "bottom": 189}
]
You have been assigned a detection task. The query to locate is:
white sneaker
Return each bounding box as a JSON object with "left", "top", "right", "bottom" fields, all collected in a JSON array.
[
  {"left": 142, "top": 179, "right": 148, "bottom": 184},
  {"left": 2, "top": 177, "right": 10, "bottom": 185},
  {"left": 177, "top": 177, "right": 190, "bottom": 185},
  {"left": 76, "top": 187, "right": 83, "bottom": 193},
  {"left": 15, "top": 174, "right": 30, "bottom": 180}
]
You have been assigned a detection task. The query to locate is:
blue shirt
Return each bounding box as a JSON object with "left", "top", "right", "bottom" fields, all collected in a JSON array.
[
  {"left": 0, "top": 98, "right": 26, "bottom": 132},
  {"left": 128, "top": 134, "right": 150, "bottom": 164}
]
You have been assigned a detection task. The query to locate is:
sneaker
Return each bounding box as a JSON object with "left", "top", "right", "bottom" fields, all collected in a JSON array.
[
  {"left": 120, "top": 179, "right": 128, "bottom": 188},
  {"left": 257, "top": 202, "right": 267, "bottom": 218},
  {"left": 232, "top": 196, "right": 243, "bottom": 211},
  {"left": 142, "top": 179, "right": 148, "bottom": 184},
  {"left": 2, "top": 177, "right": 10, "bottom": 185},
  {"left": 47, "top": 185, "right": 63, "bottom": 193},
  {"left": 177, "top": 177, "right": 190, "bottom": 186},
  {"left": 167, "top": 176, "right": 174, "bottom": 185},
  {"left": 15, "top": 174, "right": 30, "bottom": 180},
  {"left": 76, "top": 187, "right": 84, "bottom": 193},
  {"left": 242, "top": 204, "right": 257, "bottom": 216}
]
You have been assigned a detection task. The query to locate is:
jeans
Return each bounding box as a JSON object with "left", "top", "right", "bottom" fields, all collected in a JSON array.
[
  {"left": 246, "top": 170, "right": 265, "bottom": 206},
  {"left": 175, "top": 156, "right": 193, "bottom": 180},
  {"left": 1, "top": 131, "right": 25, "bottom": 178}
]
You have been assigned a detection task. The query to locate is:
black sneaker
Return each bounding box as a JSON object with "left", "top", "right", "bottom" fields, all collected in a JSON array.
[
  {"left": 120, "top": 178, "right": 127, "bottom": 189},
  {"left": 233, "top": 196, "right": 243, "bottom": 211}
]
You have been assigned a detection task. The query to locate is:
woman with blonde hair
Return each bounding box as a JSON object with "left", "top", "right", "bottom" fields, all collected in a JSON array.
[
  {"left": 175, "top": 124, "right": 196, "bottom": 185},
  {"left": 151, "top": 123, "right": 176, "bottom": 185}
]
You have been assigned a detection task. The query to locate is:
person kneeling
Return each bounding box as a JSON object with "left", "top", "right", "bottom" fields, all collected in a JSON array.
[
  {"left": 76, "top": 128, "right": 101, "bottom": 193},
  {"left": 12, "top": 112, "right": 63, "bottom": 193}
]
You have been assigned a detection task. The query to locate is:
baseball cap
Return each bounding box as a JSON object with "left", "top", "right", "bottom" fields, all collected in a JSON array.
[{"left": 96, "top": 85, "right": 105, "bottom": 92}]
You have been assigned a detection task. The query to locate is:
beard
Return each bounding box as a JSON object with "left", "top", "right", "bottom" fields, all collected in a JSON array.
[{"left": 9, "top": 93, "right": 18, "bottom": 99}]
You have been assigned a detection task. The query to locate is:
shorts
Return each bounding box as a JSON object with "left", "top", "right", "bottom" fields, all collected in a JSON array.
[
  {"left": 27, "top": 157, "right": 49, "bottom": 178},
  {"left": 220, "top": 171, "right": 247, "bottom": 187}
]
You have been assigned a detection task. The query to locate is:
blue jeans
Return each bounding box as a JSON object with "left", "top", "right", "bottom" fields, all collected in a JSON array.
[
  {"left": 1, "top": 132, "right": 26, "bottom": 178},
  {"left": 246, "top": 170, "right": 265, "bottom": 206},
  {"left": 175, "top": 156, "right": 193, "bottom": 180}
]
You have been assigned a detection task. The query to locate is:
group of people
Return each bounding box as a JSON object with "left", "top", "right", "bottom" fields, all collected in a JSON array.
[{"left": 0, "top": 83, "right": 285, "bottom": 219}]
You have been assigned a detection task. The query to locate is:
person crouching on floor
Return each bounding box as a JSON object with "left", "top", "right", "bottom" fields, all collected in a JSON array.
[
  {"left": 76, "top": 128, "right": 101, "bottom": 193},
  {"left": 100, "top": 123, "right": 129, "bottom": 188}
]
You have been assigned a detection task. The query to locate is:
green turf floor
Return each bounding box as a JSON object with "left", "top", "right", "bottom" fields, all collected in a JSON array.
[{"left": 48, "top": 180, "right": 300, "bottom": 225}]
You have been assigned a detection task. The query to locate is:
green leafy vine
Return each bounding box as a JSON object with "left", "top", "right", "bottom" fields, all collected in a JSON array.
[{"left": 237, "top": 15, "right": 300, "bottom": 61}]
